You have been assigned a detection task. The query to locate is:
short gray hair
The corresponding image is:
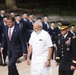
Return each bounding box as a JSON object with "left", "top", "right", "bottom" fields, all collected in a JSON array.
[{"left": 33, "top": 21, "right": 43, "bottom": 27}]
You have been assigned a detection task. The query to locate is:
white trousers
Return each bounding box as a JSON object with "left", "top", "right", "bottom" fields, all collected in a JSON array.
[{"left": 31, "top": 55, "right": 52, "bottom": 75}]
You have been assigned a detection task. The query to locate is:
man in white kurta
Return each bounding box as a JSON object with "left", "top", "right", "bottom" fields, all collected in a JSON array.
[{"left": 26, "top": 21, "right": 53, "bottom": 75}]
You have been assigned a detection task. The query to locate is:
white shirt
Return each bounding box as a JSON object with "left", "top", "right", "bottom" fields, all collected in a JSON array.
[
  {"left": 3, "top": 22, "right": 7, "bottom": 26},
  {"left": 29, "top": 29, "right": 53, "bottom": 56},
  {"left": 29, "top": 19, "right": 34, "bottom": 25},
  {"left": 23, "top": 18, "right": 27, "bottom": 21},
  {"left": 58, "top": 26, "right": 61, "bottom": 29},
  {"left": 1, "top": 14, "right": 4, "bottom": 17},
  {"left": 63, "top": 33, "right": 68, "bottom": 39},
  {"left": 50, "top": 26, "right": 54, "bottom": 30},
  {"left": 8, "top": 25, "right": 15, "bottom": 37},
  {"left": 16, "top": 20, "right": 20, "bottom": 24},
  {"left": 70, "top": 30, "right": 75, "bottom": 36}
]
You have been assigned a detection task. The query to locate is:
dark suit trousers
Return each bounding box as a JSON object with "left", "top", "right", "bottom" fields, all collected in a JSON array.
[
  {"left": 8, "top": 51, "right": 19, "bottom": 75},
  {"left": 59, "top": 69, "right": 74, "bottom": 75}
]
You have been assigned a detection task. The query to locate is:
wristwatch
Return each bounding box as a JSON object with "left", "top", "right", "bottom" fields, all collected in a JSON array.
[{"left": 47, "top": 58, "right": 50, "bottom": 61}]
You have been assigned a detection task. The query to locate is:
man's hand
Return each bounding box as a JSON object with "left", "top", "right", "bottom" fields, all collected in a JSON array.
[
  {"left": 45, "top": 60, "right": 51, "bottom": 67},
  {"left": 23, "top": 54, "right": 27, "bottom": 59},
  {"left": 0, "top": 47, "right": 3, "bottom": 53},
  {"left": 70, "top": 65, "right": 76, "bottom": 70},
  {"left": 55, "top": 62, "right": 59, "bottom": 66},
  {"left": 26, "top": 58, "right": 30, "bottom": 65}
]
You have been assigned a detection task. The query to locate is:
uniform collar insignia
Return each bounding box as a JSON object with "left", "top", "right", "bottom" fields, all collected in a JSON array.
[{"left": 72, "top": 36, "right": 76, "bottom": 39}]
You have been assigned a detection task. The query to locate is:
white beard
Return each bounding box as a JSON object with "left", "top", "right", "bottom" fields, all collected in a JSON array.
[{"left": 35, "top": 30, "right": 41, "bottom": 34}]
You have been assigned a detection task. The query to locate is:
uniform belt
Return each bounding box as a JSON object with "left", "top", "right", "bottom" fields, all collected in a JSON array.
[{"left": 28, "top": 30, "right": 33, "bottom": 32}]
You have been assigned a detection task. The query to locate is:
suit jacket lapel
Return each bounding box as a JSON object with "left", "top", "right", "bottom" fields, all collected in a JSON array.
[
  {"left": 11, "top": 25, "right": 17, "bottom": 42},
  {"left": 5, "top": 26, "right": 9, "bottom": 41}
]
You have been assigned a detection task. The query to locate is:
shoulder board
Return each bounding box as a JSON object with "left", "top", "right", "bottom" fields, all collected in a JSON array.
[{"left": 72, "top": 36, "right": 76, "bottom": 39}]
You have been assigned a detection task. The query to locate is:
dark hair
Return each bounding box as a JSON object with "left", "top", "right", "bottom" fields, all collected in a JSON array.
[{"left": 7, "top": 16, "right": 15, "bottom": 22}]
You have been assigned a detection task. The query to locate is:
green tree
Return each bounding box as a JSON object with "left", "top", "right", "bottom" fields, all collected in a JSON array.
[{"left": 5, "top": 0, "right": 17, "bottom": 9}]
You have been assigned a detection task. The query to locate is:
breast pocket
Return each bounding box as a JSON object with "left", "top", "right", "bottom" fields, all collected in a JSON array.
[{"left": 38, "top": 39, "right": 45, "bottom": 46}]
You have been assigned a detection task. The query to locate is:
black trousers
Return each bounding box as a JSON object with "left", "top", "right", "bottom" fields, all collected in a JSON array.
[
  {"left": 8, "top": 51, "right": 21, "bottom": 75},
  {"left": 0, "top": 51, "right": 7, "bottom": 65},
  {"left": 59, "top": 69, "right": 74, "bottom": 75}
]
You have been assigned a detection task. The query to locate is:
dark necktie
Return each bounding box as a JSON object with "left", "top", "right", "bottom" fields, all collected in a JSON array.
[{"left": 62, "top": 35, "right": 64, "bottom": 39}]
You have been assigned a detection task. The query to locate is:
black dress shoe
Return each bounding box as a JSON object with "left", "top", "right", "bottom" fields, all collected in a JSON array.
[
  {"left": 16, "top": 60, "right": 21, "bottom": 63},
  {"left": 2, "top": 63, "right": 7, "bottom": 66},
  {"left": 0, "top": 63, "right": 3, "bottom": 65}
]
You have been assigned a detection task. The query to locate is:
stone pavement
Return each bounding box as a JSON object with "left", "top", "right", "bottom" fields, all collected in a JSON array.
[{"left": 0, "top": 57, "right": 76, "bottom": 75}]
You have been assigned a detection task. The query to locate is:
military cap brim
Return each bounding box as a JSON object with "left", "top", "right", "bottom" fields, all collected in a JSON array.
[{"left": 60, "top": 22, "right": 71, "bottom": 31}]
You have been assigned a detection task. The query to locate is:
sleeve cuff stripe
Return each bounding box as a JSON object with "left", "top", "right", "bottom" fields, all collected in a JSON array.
[
  {"left": 72, "top": 60, "right": 76, "bottom": 64},
  {"left": 56, "top": 57, "right": 60, "bottom": 59}
]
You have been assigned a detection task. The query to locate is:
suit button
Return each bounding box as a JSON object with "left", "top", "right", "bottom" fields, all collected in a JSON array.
[
  {"left": 62, "top": 48, "right": 63, "bottom": 50},
  {"left": 62, "top": 45, "right": 63, "bottom": 47},
  {"left": 62, "top": 51, "right": 63, "bottom": 53}
]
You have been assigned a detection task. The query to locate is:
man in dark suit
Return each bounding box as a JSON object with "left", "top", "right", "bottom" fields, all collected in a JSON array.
[
  {"left": 0, "top": 16, "right": 27, "bottom": 75},
  {"left": 56, "top": 22, "right": 76, "bottom": 75}
]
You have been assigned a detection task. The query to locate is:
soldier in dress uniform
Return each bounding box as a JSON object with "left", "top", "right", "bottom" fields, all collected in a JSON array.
[
  {"left": 15, "top": 15, "right": 22, "bottom": 27},
  {"left": 9, "top": 11, "right": 15, "bottom": 17},
  {"left": 42, "top": 15, "right": 50, "bottom": 32},
  {"left": 15, "top": 15, "right": 23, "bottom": 63},
  {"left": 56, "top": 22, "right": 76, "bottom": 75},
  {"left": 20, "top": 12, "right": 29, "bottom": 42},
  {"left": 36, "top": 17, "right": 42, "bottom": 22},
  {"left": 0, "top": 8, "right": 5, "bottom": 24},
  {"left": 49, "top": 22, "right": 57, "bottom": 59},
  {"left": 27, "top": 14, "right": 35, "bottom": 42},
  {"left": 0, "top": 16, "right": 7, "bottom": 66},
  {"left": 69, "top": 25, "right": 76, "bottom": 36},
  {"left": 55, "top": 20, "right": 62, "bottom": 36},
  {"left": 55, "top": 20, "right": 62, "bottom": 49}
]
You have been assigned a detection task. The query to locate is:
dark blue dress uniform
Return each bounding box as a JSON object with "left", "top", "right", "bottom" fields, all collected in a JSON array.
[
  {"left": 0, "top": 22, "right": 5, "bottom": 65},
  {"left": 56, "top": 22, "right": 76, "bottom": 75},
  {"left": 27, "top": 19, "right": 34, "bottom": 42},
  {"left": 0, "top": 22, "right": 7, "bottom": 66},
  {"left": 0, "top": 15, "right": 4, "bottom": 23},
  {"left": 42, "top": 21, "right": 50, "bottom": 32},
  {"left": 20, "top": 18, "right": 29, "bottom": 42},
  {"left": 55, "top": 20, "right": 62, "bottom": 36},
  {"left": 0, "top": 8, "right": 5, "bottom": 24},
  {"left": 49, "top": 26, "right": 57, "bottom": 59},
  {"left": 55, "top": 26, "right": 61, "bottom": 46},
  {"left": 69, "top": 25, "right": 76, "bottom": 36},
  {"left": 55, "top": 26, "right": 61, "bottom": 36},
  {"left": 49, "top": 27, "right": 57, "bottom": 44}
]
